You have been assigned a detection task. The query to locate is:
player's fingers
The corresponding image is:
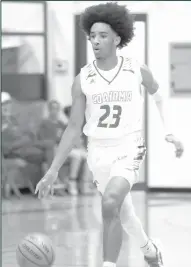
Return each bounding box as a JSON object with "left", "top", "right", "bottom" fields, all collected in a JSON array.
[
  {"left": 38, "top": 184, "right": 46, "bottom": 199},
  {"left": 35, "top": 179, "right": 46, "bottom": 195},
  {"left": 177, "top": 145, "right": 183, "bottom": 156},
  {"left": 37, "top": 178, "right": 48, "bottom": 197},
  {"left": 176, "top": 150, "right": 181, "bottom": 158},
  {"left": 38, "top": 188, "right": 43, "bottom": 199},
  {"left": 176, "top": 149, "right": 183, "bottom": 158},
  {"left": 35, "top": 183, "right": 40, "bottom": 194},
  {"left": 38, "top": 190, "right": 41, "bottom": 199},
  {"left": 43, "top": 186, "right": 51, "bottom": 198},
  {"left": 39, "top": 189, "right": 47, "bottom": 199},
  {"left": 35, "top": 184, "right": 42, "bottom": 196},
  {"left": 176, "top": 152, "right": 181, "bottom": 158}
]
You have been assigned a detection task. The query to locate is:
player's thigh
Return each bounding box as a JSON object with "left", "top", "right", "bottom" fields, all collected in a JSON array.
[
  {"left": 110, "top": 139, "right": 146, "bottom": 190},
  {"left": 93, "top": 168, "right": 110, "bottom": 195},
  {"left": 110, "top": 158, "right": 139, "bottom": 191},
  {"left": 87, "top": 146, "right": 112, "bottom": 194}
]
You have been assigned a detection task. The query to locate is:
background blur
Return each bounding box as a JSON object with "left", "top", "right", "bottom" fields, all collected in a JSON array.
[
  {"left": 1, "top": 1, "right": 191, "bottom": 267},
  {"left": 2, "top": 0, "right": 191, "bottom": 191}
]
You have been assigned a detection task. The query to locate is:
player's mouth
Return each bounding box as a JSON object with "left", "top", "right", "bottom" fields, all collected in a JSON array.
[{"left": 94, "top": 47, "right": 101, "bottom": 52}]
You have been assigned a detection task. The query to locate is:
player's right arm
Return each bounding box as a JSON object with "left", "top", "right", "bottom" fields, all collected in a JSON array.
[
  {"left": 49, "top": 74, "right": 86, "bottom": 172},
  {"left": 35, "top": 74, "right": 86, "bottom": 198}
]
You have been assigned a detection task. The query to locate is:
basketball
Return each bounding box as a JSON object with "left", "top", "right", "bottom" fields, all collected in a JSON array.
[{"left": 16, "top": 233, "right": 55, "bottom": 267}]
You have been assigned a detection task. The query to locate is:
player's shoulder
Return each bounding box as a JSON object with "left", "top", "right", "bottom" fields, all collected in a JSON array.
[
  {"left": 122, "top": 57, "right": 142, "bottom": 72},
  {"left": 123, "top": 57, "right": 153, "bottom": 79},
  {"left": 72, "top": 72, "right": 88, "bottom": 98},
  {"left": 80, "top": 61, "right": 96, "bottom": 80},
  {"left": 81, "top": 61, "right": 94, "bottom": 72},
  {"left": 72, "top": 74, "right": 81, "bottom": 95}
]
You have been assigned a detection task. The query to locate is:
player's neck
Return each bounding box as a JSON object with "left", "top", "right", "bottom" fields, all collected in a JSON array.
[{"left": 96, "top": 55, "right": 118, "bottom": 71}]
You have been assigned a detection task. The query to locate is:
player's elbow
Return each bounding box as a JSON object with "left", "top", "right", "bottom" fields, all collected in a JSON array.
[
  {"left": 152, "top": 90, "right": 163, "bottom": 103},
  {"left": 68, "top": 117, "right": 84, "bottom": 135}
]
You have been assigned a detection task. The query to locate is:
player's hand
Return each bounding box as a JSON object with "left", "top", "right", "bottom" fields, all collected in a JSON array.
[
  {"left": 35, "top": 169, "right": 58, "bottom": 199},
  {"left": 165, "top": 134, "right": 184, "bottom": 158}
]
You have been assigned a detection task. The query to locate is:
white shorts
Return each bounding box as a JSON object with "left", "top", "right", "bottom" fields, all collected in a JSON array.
[{"left": 87, "top": 132, "right": 146, "bottom": 194}]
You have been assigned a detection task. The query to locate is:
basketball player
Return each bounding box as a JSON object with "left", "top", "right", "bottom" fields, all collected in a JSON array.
[{"left": 35, "top": 3, "right": 184, "bottom": 267}]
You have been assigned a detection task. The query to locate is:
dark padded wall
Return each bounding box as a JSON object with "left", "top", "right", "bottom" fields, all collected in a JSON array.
[{"left": 2, "top": 74, "right": 46, "bottom": 101}]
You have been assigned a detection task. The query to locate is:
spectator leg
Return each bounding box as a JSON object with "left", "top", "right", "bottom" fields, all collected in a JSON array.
[
  {"left": 4, "top": 183, "right": 11, "bottom": 199},
  {"left": 27, "top": 179, "right": 35, "bottom": 195},
  {"left": 68, "top": 155, "right": 82, "bottom": 195},
  {"left": 7, "top": 168, "right": 23, "bottom": 198},
  {"left": 79, "top": 161, "right": 95, "bottom": 195}
]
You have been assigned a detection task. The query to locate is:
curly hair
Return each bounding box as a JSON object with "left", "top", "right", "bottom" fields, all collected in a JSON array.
[{"left": 80, "top": 2, "right": 135, "bottom": 49}]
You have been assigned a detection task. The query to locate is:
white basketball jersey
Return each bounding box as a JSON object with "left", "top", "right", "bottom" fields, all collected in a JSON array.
[{"left": 80, "top": 56, "right": 144, "bottom": 140}]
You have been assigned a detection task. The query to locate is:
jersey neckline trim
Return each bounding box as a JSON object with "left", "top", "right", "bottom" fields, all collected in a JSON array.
[{"left": 93, "top": 56, "right": 124, "bottom": 85}]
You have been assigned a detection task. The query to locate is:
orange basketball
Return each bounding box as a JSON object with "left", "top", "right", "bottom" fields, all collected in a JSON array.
[{"left": 16, "top": 233, "right": 55, "bottom": 267}]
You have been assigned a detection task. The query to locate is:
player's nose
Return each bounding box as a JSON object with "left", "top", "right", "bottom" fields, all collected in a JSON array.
[{"left": 93, "top": 36, "right": 100, "bottom": 45}]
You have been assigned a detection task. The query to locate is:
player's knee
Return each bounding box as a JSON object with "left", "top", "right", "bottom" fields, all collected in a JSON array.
[{"left": 102, "top": 194, "right": 119, "bottom": 220}]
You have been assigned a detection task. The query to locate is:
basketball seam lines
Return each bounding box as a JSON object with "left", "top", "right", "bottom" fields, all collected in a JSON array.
[
  {"left": 17, "top": 245, "right": 48, "bottom": 267},
  {"left": 23, "top": 239, "right": 51, "bottom": 265}
]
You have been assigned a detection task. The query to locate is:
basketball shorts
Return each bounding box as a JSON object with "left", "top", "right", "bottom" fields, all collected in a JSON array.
[{"left": 87, "top": 133, "right": 146, "bottom": 194}]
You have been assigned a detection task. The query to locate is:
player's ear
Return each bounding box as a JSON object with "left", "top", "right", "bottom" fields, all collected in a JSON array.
[{"left": 114, "top": 35, "right": 121, "bottom": 47}]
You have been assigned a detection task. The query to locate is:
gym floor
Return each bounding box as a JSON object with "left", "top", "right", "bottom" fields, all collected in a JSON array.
[{"left": 2, "top": 191, "right": 191, "bottom": 267}]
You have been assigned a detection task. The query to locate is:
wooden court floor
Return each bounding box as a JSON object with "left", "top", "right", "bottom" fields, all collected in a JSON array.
[{"left": 2, "top": 191, "right": 191, "bottom": 267}]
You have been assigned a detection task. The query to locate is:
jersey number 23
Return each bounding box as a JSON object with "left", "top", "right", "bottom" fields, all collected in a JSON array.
[{"left": 97, "top": 105, "right": 122, "bottom": 128}]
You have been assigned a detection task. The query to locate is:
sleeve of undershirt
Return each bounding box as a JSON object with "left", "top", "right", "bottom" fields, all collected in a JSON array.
[{"left": 140, "top": 64, "right": 159, "bottom": 95}]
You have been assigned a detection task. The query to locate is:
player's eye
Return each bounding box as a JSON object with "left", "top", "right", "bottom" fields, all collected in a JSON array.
[
  {"left": 100, "top": 34, "right": 107, "bottom": 39},
  {"left": 89, "top": 35, "right": 96, "bottom": 39}
]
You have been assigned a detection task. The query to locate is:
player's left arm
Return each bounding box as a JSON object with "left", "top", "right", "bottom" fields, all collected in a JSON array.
[{"left": 140, "top": 64, "right": 184, "bottom": 158}]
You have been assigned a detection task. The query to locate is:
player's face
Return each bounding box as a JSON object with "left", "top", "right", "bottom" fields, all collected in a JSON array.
[{"left": 89, "top": 22, "right": 120, "bottom": 59}]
